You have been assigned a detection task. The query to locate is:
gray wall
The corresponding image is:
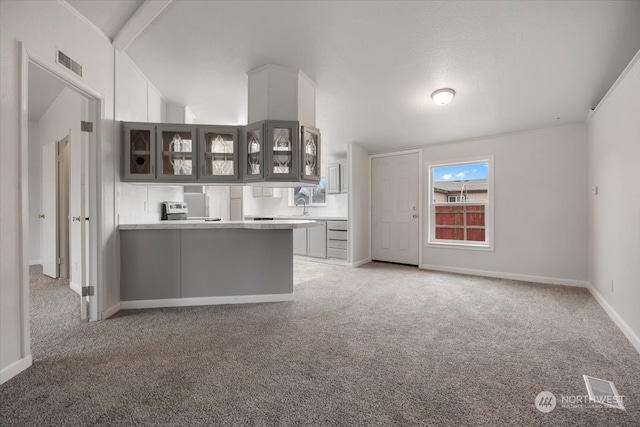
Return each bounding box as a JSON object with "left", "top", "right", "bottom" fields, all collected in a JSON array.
[{"left": 422, "top": 124, "right": 588, "bottom": 283}]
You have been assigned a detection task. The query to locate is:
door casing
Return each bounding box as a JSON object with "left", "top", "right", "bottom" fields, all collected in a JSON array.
[
  {"left": 370, "top": 149, "right": 423, "bottom": 266},
  {"left": 18, "top": 43, "right": 104, "bottom": 365}
]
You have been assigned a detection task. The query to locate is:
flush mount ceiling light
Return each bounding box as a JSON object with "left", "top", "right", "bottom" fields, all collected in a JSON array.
[{"left": 431, "top": 88, "right": 455, "bottom": 106}]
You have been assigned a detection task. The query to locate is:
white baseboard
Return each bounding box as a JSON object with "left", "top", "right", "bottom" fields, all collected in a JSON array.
[
  {"left": 0, "top": 354, "right": 32, "bottom": 385},
  {"left": 120, "top": 293, "right": 294, "bottom": 310},
  {"left": 587, "top": 283, "right": 640, "bottom": 354},
  {"left": 294, "top": 255, "right": 348, "bottom": 266},
  {"left": 349, "top": 257, "right": 371, "bottom": 268},
  {"left": 420, "top": 264, "right": 589, "bottom": 288},
  {"left": 69, "top": 282, "right": 82, "bottom": 295},
  {"left": 102, "top": 303, "right": 121, "bottom": 320},
  {"left": 28, "top": 260, "right": 41, "bottom": 266}
]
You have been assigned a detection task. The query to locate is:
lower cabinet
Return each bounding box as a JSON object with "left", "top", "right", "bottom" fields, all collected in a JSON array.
[
  {"left": 327, "top": 220, "right": 348, "bottom": 260},
  {"left": 293, "top": 221, "right": 327, "bottom": 258},
  {"left": 293, "top": 220, "right": 348, "bottom": 260}
]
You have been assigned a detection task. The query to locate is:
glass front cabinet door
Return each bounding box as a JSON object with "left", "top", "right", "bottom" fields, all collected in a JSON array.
[
  {"left": 156, "top": 124, "right": 197, "bottom": 181},
  {"left": 243, "top": 121, "right": 265, "bottom": 182},
  {"left": 198, "top": 126, "right": 241, "bottom": 183},
  {"left": 123, "top": 122, "right": 156, "bottom": 181},
  {"left": 301, "top": 125, "right": 321, "bottom": 183},
  {"left": 265, "top": 121, "right": 300, "bottom": 182}
]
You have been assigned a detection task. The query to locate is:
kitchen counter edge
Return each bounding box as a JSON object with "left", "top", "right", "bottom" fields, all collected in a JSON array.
[{"left": 119, "top": 220, "right": 319, "bottom": 230}]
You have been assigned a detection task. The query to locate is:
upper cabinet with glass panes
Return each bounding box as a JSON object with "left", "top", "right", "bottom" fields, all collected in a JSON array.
[
  {"left": 156, "top": 124, "right": 197, "bottom": 181},
  {"left": 122, "top": 120, "right": 319, "bottom": 186},
  {"left": 242, "top": 121, "right": 320, "bottom": 186},
  {"left": 123, "top": 122, "right": 157, "bottom": 181},
  {"left": 198, "top": 126, "right": 240, "bottom": 183}
]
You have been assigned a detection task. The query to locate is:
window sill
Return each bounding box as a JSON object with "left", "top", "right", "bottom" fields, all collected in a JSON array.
[{"left": 426, "top": 241, "right": 494, "bottom": 252}]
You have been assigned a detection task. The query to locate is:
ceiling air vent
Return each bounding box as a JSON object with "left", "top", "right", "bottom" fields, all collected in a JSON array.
[{"left": 57, "top": 50, "right": 83, "bottom": 77}]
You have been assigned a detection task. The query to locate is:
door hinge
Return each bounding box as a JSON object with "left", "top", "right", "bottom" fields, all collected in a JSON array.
[
  {"left": 82, "top": 286, "right": 95, "bottom": 297},
  {"left": 57, "top": 257, "right": 62, "bottom": 264},
  {"left": 81, "top": 121, "right": 93, "bottom": 132}
]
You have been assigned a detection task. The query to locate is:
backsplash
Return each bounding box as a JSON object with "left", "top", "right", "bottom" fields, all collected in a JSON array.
[
  {"left": 243, "top": 186, "right": 348, "bottom": 218},
  {"left": 119, "top": 183, "right": 184, "bottom": 224}
]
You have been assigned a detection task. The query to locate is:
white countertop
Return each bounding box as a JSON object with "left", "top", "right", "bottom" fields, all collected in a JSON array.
[
  {"left": 245, "top": 215, "right": 348, "bottom": 221},
  {"left": 119, "top": 219, "right": 319, "bottom": 230}
]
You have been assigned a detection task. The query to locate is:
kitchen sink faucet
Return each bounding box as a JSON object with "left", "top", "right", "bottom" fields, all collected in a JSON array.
[{"left": 295, "top": 197, "right": 308, "bottom": 216}]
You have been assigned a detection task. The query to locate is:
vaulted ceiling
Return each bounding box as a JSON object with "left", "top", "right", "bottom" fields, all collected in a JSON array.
[{"left": 68, "top": 0, "right": 640, "bottom": 155}]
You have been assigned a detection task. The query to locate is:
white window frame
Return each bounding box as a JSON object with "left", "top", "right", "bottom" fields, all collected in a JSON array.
[{"left": 426, "top": 156, "right": 494, "bottom": 250}]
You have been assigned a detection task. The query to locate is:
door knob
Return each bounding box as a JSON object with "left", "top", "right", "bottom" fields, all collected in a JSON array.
[
  {"left": 38, "top": 214, "right": 45, "bottom": 219},
  {"left": 72, "top": 216, "right": 81, "bottom": 222},
  {"left": 412, "top": 214, "right": 418, "bottom": 219}
]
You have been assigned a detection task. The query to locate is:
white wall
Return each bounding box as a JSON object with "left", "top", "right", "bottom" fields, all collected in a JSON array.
[
  {"left": 587, "top": 52, "right": 640, "bottom": 347},
  {"left": 207, "top": 186, "right": 230, "bottom": 220},
  {"left": 38, "top": 87, "right": 85, "bottom": 291},
  {"left": 421, "top": 124, "right": 588, "bottom": 284},
  {"left": 28, "top": 122, "right": 41, "bottom": 264},
  {"left": 1, "top": 0, "right": 116, "bottom": 382},
  {"left": 115, "top": 51, "right": 183, "bottom": 225},
  {"left": 242, "top": 154, "right": 349, "bottom": 218},
  {"left": 348, "top": 143, "right": 371, "bottom": 266}
]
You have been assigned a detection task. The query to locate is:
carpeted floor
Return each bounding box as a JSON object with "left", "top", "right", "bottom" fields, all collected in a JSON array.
[{"left": 1, "top": 262, "right": 639, "bottom": 426}]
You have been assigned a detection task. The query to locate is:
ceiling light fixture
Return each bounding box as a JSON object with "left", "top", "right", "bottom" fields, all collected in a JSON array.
[{"left": 431, "top": 88, "right": 455, "bottom": 106}]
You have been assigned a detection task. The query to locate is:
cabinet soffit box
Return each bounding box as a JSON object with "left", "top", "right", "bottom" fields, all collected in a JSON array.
[{"left": 122, "top": 65, "right": 321, "bottom": 187}]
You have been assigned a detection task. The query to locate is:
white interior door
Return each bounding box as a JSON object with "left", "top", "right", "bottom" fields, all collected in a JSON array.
[
  {"left": 41, "top": 141, "right": 58, "bottom": 278},
  {"left": 371, "top": 152, "right": 420, "bottom": 265}
]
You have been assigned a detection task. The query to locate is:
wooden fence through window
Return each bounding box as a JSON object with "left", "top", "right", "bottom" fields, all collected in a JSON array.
[{"left": 434, "top": 204, "right": 485, "bottom": 241}]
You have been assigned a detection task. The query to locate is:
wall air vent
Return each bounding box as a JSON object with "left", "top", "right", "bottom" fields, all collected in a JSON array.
[{"left": 56, "top": 50, "right": 83, "bottom": 77}]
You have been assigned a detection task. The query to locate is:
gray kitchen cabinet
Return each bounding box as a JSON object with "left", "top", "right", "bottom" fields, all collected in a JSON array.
[
  {"left": 327, "top": 220, "right": 348, "bottom": 260},
  {"left": 293, "top": 221, "right": 327, "bottom": 258},
  {"left": 340, "top": 162, "right": 348, "bottom": 193},
  {"left": 122, "top": 120, "right": 321, "bottom": 186},
  {"left": 300, "top": 125, "right": 321, "bottom": 183},
  {"left": 122, "top": 122, "right": 157, "bottom": 181},
  {"left": 156, "top": 124, "right": 198, "bottom": 181},
  {"left": 265, "top": 121, "right": 300, "bottom": 182},
  {"left": 307, "top": 221, "right": 327, "bottom": 258},
  {"left": 327, "top": 162, "right": 348, "bottom": 194},
  {"left": 250, "top": 120, "right": 320, "bottom": 186},
  {"left": 293, "top": 227, "right": 307, "bottom": 255},
  {"left": 120, "top": 230, "right": 181, "bottom": 300},
  {"left": 327, "top": 163, "right": 340, "bottom": 194},
  {"left": 198, "top": 125, "right": 241, "bottom": 183},
  {"left": 242, "top": 121, "right": 266, "bottom": 183}
]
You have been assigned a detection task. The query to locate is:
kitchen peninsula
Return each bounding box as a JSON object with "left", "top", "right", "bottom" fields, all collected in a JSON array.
[{"left": 119, "top": 220, "right": 317, "bottom": 309}]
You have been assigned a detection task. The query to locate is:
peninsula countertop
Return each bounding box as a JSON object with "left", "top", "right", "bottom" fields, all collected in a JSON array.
[
  {"left": 118, "top": 219, "right": 319, "bottom": 230},
  {"left": 244, "top": 215, "right": 348, "bottom": 221}
]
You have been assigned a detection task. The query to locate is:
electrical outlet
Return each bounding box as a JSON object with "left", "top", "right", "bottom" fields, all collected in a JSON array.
[{"left": 611, "top": 279, "right": 614, "bottom": 292}]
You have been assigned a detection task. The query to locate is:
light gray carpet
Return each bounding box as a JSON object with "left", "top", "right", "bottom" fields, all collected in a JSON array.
[{"left": 1, "top": 263, "right": 639, "bottom": 426}]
